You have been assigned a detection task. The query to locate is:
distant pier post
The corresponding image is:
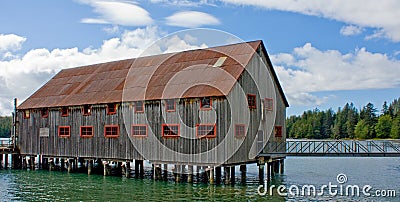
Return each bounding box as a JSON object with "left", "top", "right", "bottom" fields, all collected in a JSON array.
[
  {"left": 209, "top": 166, "right": 215, "bottom": 184},
  {"left": 155, "top": 164, "right": 162, "bottom": 180},
  {"left": 280, "top": 159, "right": 284, "bottom": 174},
  {"left": 0, "top": 154, "right": 3, "bottom": 169},
  {"left": 4, "top": 154, "right": 9, "bottom": 169}
]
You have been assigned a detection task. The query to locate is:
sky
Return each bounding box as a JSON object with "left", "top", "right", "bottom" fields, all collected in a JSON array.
[{"left": 0, "top": 0, "right": 399, "bottom": 116}]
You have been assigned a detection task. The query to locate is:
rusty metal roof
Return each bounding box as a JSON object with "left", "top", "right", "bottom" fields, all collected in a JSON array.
[{"left": 18, "top": 40, "right": 288, "bottom": 109}]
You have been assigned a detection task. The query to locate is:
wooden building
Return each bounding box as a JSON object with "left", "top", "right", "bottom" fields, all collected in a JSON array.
[{"left": 16, "top": 40, "right": 288, "bottom": 182}]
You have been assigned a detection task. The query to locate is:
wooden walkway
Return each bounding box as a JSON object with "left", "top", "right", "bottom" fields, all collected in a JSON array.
[
  {"left": 0, "top": 139, "right": 17, "bottom": 154},
  {"left": 260, "top": 139, "right": 400, "bottom": 157}
]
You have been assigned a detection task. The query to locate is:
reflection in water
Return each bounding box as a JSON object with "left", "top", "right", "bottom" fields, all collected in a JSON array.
[{"left": 0, "top": 157, "right": 399, "bottom": 201}]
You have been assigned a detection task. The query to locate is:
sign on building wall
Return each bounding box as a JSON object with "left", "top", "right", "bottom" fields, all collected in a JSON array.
[{"left": 39, "top": 128, "right": 49, "bottom": 137}]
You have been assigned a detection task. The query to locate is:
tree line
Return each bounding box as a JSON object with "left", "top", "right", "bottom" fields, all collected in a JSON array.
[
  {"left": 287, "top": 98, "right": 400, "bottom": 139},
  {"left": 0, "top": 116, "right": 12, "bottom": 138}
]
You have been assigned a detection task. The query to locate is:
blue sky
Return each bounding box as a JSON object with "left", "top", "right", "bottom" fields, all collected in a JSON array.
[{"left": 0, "top": 0, "right": 399, "bottom": 116}]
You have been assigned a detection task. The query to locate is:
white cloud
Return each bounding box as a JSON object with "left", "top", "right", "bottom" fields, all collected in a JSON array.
[
  {"left": 340, "top": 25, "right": 363, "bottom": 36},
  {"left": 0, "top": 34, "right": 26, "bottom": 52},
  {"left": 150, "top": 0, "right": 214, "bottom": 7},
  {"left": 272, "top": 43, "right": 400, "bottom": 106},
  {"left": 166, "top": 11, "right": 220, "bottom": 28},
  {"left": 220, "top": 0, "right": 400, "bottom": 42},
  {"left": 0, "top": 27, "right": 209, "bottom": 115},
  {"left": 79, "top": 0, "right": 153, "bottom": 26}
]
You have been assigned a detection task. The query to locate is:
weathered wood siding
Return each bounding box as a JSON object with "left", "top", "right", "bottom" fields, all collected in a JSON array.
[{"left": 17, "top": 49, "right": 287, "bottom": 165}]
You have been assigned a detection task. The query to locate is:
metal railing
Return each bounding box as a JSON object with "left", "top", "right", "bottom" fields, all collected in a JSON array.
[
  {"left": 0, "top": 138, "right": 13, "bottom": 148},
  {"left": 260, "top": 139, "right": 400, "bottom": 157}
]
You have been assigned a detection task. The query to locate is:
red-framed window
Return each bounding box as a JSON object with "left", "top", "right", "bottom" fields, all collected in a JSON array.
[
  {"left": 23, "top": 110, "right": 30, "bottom": 119},
  {"left": 162, "top": 124, "right": 180, "bottom": 138},
  {"left": 264, "top": 98, "right": 273, "bottom": 111},
  {"left": 165, "top": 99, "right": 176, "bottom": 112},
  {"left": 274, "top": 126, "right": 283, "bottom": 137},
  {"left": 82, "top": 105, "right": 91, "bottom": 116},
  {"left": 131, "top": 125, "right": 148, "bottom": 137},
  {"left": 235, "top": 124, "right": 246, "bottom": 138},
  {"left": 58, "top": 126, "right": 71, "bottom": 138},
  {"left": 61, "top": 107, "right": 69, "bottom": 117},
  {"left": 107, "top": 103, "right": 117, "bottom": 115},
  {"left": 247, "top": 94, "right": 256, "bottom": 109},
  {"left": 41, "top": 108, "right": 49, "bottom": 118},
  {"left": 104, "top": 125, "right": 119, "bottom": 138},
  {"left": 200, "top": 97, "right": 212, "bottom": 110},
  {"left": 196, "top": 124, "right": 216, "bottom": 138},
  {"left": 80, "top": 126, "right": 94, "bottom": 138},
  {"left": 134, "top": 101, "right": 144, "bottom": 113}
]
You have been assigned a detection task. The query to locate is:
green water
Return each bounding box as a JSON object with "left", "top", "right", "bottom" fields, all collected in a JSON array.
[{"left": 1, "top": 157, "right": 400, "bottom": 201}]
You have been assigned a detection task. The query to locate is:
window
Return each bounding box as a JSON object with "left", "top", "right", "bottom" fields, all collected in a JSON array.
[
  {"left": 264, "top": 98, "right": 273, "bottom": 111},
  {"left": 104, "top": 125, "right": 119, "bottom": 138},
  {"left": 80, "top": 126, "right": 94, "bottom": 138},
  {"left": 235, "top": 124, "right": 246, "bottom": 138},
  {"left": 23, "top": 110, "right": 30, "bottom": 119},
  {"left": 247, "top": 94, "right": 256, "bottom": 109},
  {"left": 162, "top": 124, "right": 179, "bottom": 138},
  {"left": 200, "top": 97, "right": 212, "bottom": 110},
  {"left": 107, "top": 103, "right": 117, "bottom": 115},
  {"left": 165, "top": 99, "right": 176, "bottom": 112},
  {"left": 61, "top": 107, "right": 69, "bottom": 117},
  {"left": 196, "top": 124, "right": 216, "bottom": 138},
  {"left": 82, "top": 105, "right": 91, "bottom": 116},
  {"left": 274, "top": 126, "right": 282, "bottom": 137},
  {"left": 58, "top": 126, "right": 70, "bottom": 138},
  {"left": 132, "top": 125, "right": 148, "bottom": 137},
  {"left": 41, "top": 108, "right": 49, "bottom": 118},
  {"left": 134, "top": 101, "right": 144, "bottom": 113}
]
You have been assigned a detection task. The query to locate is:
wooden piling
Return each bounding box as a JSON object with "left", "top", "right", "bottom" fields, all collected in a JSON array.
[
  {"left": 125, "top": 161, "right": 130, "bottom": 178},
  {"left": 61, "top": 158, "right": 65, "bottom": 172},
  {"left": 155, "top": 164, "right": 162, "bottom": 180},
  {"left": 274, "top": 160, "right": 279, "bottom": 174},
  {"left": 163, "top": 164, "right": 168, "bottom": 181},
  {"left": 30, "top": 156, "right": 35, "bottom": 170},
  {"left": 0, "top": 154, "right": 3, "bottom": 169},
  {"left": 87, "top": 160, "right": 93, "bottom": 175},
  {"left": 230, "top": 166, "right": 235, "bottom": 185},
  {"left": 49, "top": 159, "right": 55, "bottom": 171},
  {"left": 4, "top": 154, "right": 8, "bottom": 169},
  {"left": 174, "top": 164, "right": 181, "bottom": 182},
  {"left": 135, "top": 160, "right": 139, "bottom": 178},
  {"left": 139, "top": 160, "right": 144, "bottom": 179},
  {"left": 280, "top": 159, "right": 284, "bottom": 174},
  {"left": 224, "top": 166, "right": 230, "bottom": 184},
  {"left": 209, "top": 166, "right": 215, "bottom": 184},
  {"left": 240, "top": 164, "right": 247, "bottom": 184},
  {"left": 68, "top": 159, "right": 73, "bottom": 173},
  {"left": 266, "top": 162, "right": 271, "bottom": 182},
  {"left": 215, "top": 167, "right": 221, "bottom": 184},
  {"left": 187, "top": 165, "right": 193, "bottom": 183},
  {"left": 258, "top": 163, "right": 264, "bottom": 184}
]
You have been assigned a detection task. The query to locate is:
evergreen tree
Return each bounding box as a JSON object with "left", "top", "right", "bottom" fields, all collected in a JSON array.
[
  {"left": 391, "top": 116, "right": 400, "bottom": 139},
  {"left": 375, "top": 114, "right": 392, "bottom": 139},
  {"left": 355, "top": 119, "right": 370, "bottom": 139}
]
